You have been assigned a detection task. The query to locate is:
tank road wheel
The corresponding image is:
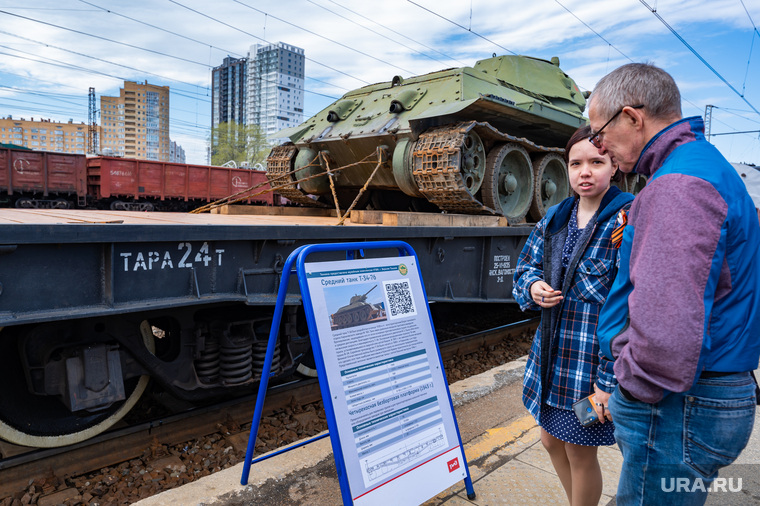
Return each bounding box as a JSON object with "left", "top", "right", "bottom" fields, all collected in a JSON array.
[
  {"left": 0, "top": 322, "right": 154, "bottom": 448},
  {"left": 529, "top": 153, "right": 569, "bottom": 222},
  {"left": 625, "top": 173, "right": 647, "bottom": 195},
  {"left": 483, "top": 143, "right": 534, "bottom": 223},
  {"left": 459, "top": 130, "right": 486, "bottom": 195}
]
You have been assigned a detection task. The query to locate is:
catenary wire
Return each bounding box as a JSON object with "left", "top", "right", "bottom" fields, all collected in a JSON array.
[
  {"left": 231, "top": 0, "right": 415, "bottom": 75},
  {"left": 316, "top": 0, "right": 467, "bottom": 67},
  {"left": 405, "top": 0, "right": 517, "bottom": 56},
  {"left": 639, "top": 0, "right": 760, "bottom": 116}
]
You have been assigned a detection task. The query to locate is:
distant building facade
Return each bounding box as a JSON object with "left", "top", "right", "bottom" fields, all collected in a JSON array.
[
  {"left": 210, "top": 42, "right": 304, "bottom": 148},
  {"left": 212, "top": 56, "right": 247, "bottom": 128},
  {"left": 0, "top": 116, "right": 95, "bottom": 154},
  {"left": 170, "top": 140, "right": 186, "bottom": 163},
  {"left": 246, "top": 42, "right": 305, "bottom": 141},
  {"left": 100, "top": 81, "right": 170, "bottom": 161}
]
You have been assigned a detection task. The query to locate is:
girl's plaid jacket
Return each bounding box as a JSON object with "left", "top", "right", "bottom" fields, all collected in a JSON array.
[{"left": 512, "top": 187, "right": 633, "bottom": 424}]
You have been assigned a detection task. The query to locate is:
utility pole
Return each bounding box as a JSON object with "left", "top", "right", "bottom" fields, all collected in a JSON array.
[
  {"left": 88, "top": 87, "right": 98, "bottom": 154},
  {"left": 704, "top": 104, "right": 714, "bottom": 142}
]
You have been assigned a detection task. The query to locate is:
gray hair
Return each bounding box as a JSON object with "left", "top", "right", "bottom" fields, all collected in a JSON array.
[{"left": 590, "top": 63, "right": 682, "bottom": 121}]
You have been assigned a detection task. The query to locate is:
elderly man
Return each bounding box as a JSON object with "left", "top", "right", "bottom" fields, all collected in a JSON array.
[{"left": 588, "top": 63, "right": 760, "bottom": 505}]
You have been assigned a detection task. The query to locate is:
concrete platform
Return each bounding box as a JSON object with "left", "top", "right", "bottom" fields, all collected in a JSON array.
[{"left": 134, "top": 359, "right": 760, "bottom": 506}]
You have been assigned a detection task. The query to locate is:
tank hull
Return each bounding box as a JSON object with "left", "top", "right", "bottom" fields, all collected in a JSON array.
[{"left": 268, "top": 55, "right": 588, "bottom": 222}]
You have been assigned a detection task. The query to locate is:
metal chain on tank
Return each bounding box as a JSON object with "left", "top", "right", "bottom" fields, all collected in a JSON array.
[
  {"left": 265, "top": 144, "right": 329, "bottom": 207},
  {"left": 412, "top": 123, "right": 494, "bottom": 214}
]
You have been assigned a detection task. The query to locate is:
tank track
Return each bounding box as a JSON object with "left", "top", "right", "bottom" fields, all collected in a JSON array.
[
  {"left": 411, "top": 124, "right": 493, "bottom": 214},
  {"left": 265, "top": 144, "right": 327, "bottom": 208},
  {"left": 411, "top": 121, "right": 563, "bottom": 215}
]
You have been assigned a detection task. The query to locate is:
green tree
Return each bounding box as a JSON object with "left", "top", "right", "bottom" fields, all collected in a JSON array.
[
  {"left": 246, "top": 123, "right": 270, "bottom": 168},
  {"left": 209, "top": 122, "right": 271, "bottom": 168}
]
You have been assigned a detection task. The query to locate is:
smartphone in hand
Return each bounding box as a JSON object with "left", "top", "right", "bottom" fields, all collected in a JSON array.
[{"left": 572, "top": 394, "right": 600, "bottom": 427}]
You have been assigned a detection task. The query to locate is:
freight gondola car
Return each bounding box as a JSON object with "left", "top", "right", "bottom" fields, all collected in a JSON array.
[{"left": 0, "top": 147, "right": 277, "bottom": 211}]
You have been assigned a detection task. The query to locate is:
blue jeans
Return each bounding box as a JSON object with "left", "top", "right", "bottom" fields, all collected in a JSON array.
[{"left": 609, "top": 372, "right": 757, "bottom": 506}]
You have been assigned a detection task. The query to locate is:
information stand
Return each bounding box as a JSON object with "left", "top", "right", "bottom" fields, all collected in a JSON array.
[{"left": 241, "top": 241, "right": 475, "bottom": 505}]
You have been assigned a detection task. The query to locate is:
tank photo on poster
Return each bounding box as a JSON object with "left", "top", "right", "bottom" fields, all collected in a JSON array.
[{"left": 327, "top": 283, "right": 387, "bottom": 330}]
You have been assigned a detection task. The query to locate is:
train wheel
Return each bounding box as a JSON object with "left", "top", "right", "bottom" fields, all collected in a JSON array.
[
  {"left": 0, "top": 322, "right": 154, "bottom": 448},
  {"left": 15, "top": 197, "right": 36, "bottom": 208},
  {"left": 529, "top": 153, "right": 569, "bottom": 222},
  {"left": 483, "top": 143, "right": 534, "bottom": 223},
  {"left": 52, "top": 198, "right": 71, "bottom": 209}
]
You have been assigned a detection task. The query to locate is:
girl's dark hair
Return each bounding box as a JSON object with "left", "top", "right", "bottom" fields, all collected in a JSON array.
[
  {"left": 563, "top": 125, "right": 593, "bottom": 163},
  {"left": 563, "top": 124, "right": 622, "bottom": 182}
]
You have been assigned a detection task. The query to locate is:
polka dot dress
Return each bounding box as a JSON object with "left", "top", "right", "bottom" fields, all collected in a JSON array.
[
  {"left": 561, "top": 199, "right": 583, "bottom": 271},
  {"left": 541, "top": 404, "right": 616, "bottom": 446}
]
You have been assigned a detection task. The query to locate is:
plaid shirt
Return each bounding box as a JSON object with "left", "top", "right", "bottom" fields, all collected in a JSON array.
[{"left": 513, "top": 190, "right": 632, "bottom": 423}]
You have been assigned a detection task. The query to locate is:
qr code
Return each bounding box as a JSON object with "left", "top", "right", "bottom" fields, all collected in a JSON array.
[{"left": 383, "top": 279, "right": 417, "bottom": 320}]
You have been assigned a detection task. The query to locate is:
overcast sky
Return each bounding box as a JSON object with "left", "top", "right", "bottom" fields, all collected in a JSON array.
[{"left": 0, "top": 0, "right": 758, "bottom": 165}]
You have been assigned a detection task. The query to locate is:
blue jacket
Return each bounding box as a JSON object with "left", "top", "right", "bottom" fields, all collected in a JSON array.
[
  {"left": 596, "top": 117, "right": 760, "bottom": 403},
  {"left": 514, "top": 187, "right": 634, "bottom": 421}
]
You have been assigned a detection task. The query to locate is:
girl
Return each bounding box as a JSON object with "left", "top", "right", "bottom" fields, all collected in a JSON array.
[{"left": 512, "top": 125, "right": 632, "bottom": 506}]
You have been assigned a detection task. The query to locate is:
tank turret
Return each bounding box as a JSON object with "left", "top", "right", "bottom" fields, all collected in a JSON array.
[{"left": 267, "top": 54, "right": 589, "bottom": 223}]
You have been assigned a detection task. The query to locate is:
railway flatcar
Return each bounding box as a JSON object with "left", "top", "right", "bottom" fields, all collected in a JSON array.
[
  {"left": 0, "top": 209, "right": 531, "bottom": 448},
  {"left": 0, "top": 146, "right": 277, "bottom": 211}
]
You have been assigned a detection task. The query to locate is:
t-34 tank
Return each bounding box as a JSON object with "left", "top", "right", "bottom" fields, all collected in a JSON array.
[
  {"left": 331, "top": 285, "right": 378, "bottom": 328},
  {"left": 267, "top": 54, "right": 588, "bottom": 223}
]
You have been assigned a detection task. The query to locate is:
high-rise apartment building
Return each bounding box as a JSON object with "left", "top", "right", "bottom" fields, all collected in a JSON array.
[
  {"left": 170, "top": 140, "right": 186, "bottom": 163},
  {"left": 211, "top": 56, "right": 247, "bottom": 128},
  {"left": 100, "top": 81, "right": 170, "bottom": 161},
  {"left": 247, "top": 42, "right": 305, "bottom": 140},
  {"left": 0, "top": 116, "right": 95, "bottom": 154}
]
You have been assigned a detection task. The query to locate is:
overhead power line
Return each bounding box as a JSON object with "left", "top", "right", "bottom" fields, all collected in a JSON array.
[
  {"left": 167, "top": 0, "right": 369, "bottom": 86},
  {"left": 0, "top": 9, "right": 211, "bottom": 68},
  {"left": 740, "top": 0, "right": 760, "bottom": 37},
  {"left": 639, "top": 0, "right": 760, "bottom": 117},
  {"left": 232, "top": 0, "right": 416, "bottom": 75},
  {"left": 77, "top": 0, "right": 245, "bottom": 61},
  {"left": 0, "top": 28, "right": 210, "bottom": 94},
  {"left": 710, "top": 130, "right": 760, "bottom": 137},
  {"left": 318, "top": 0, "right": 467, "bottom": 67},
  {"left": 553, "top": 0, "right": 633, "bottom": 63},
  {"left": 405, "top": 0, "right": 517, "bottom": 56}
]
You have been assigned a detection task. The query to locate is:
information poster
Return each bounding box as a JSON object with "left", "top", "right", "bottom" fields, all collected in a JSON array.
[{"left": 305, "top": 256, "right": 466, "bottom": 505}]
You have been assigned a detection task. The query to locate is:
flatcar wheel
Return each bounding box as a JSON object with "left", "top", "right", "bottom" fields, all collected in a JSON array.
[
  {"left": 0, "top": 323, "right": 154, "bottom": 448},
  {"left": 529, "top": 153, "right": 569, "bottom": 222},
  {"left": 483, "top": 143, "right": 534, "bottom": 223}
]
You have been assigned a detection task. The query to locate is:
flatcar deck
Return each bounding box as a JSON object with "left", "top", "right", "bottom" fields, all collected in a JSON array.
[{"left": 0, "top": 208, "right": 344, "bottom": 226}]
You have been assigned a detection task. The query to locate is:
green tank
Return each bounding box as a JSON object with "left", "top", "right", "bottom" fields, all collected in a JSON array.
[
  {"left": 267, "top": 54, "right": 588, "bottom": 223},
  {"left": 331, "top": 285, "right": 379, "bottom": 328}
]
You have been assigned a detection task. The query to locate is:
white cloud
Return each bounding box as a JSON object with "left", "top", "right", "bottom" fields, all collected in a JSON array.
[{"left": 0, "top": 0, "right": 757, "bottom": 164}]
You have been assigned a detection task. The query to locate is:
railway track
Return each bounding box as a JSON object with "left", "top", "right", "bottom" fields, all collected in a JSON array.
[{"left": 0, "top": 316, "right": 538, "bottom": 503}]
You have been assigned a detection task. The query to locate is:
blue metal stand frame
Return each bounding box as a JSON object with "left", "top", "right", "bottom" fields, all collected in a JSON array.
[{"left": 240, "top": 241, "right": 476, "bottom": 503}]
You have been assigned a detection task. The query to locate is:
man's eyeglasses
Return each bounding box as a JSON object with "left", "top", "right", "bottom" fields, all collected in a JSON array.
[{"left": 589, "top": 104, "right": 645, "bottom": 148}]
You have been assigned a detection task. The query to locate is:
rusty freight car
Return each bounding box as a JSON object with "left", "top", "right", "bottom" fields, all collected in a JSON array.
[{"left": 0, "top": 146, "right": 276, "bottom": 211}]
